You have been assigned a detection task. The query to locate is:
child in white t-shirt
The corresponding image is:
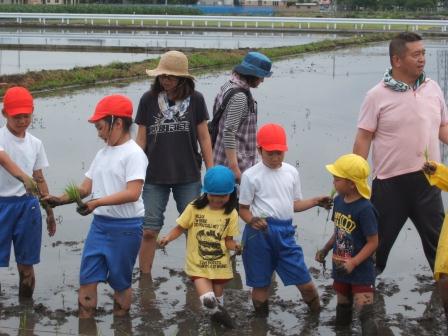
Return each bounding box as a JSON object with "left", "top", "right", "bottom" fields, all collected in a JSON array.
[
  {"left": 0, "top": 86, "right": 56, "bottom": 298},
  {"left": 45, "top": 94, "right": 148, "bottom": 318},
  {"left": 239, "top": 123, "right": 331, "bottom": 317}
]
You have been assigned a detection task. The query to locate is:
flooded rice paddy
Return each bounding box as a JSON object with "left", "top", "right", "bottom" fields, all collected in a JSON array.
[{"left": 1, "top": 39, "right": 448, "bottom": 335}]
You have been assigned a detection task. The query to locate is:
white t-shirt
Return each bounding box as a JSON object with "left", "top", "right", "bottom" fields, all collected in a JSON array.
[
  {"left": 85, "top": 139, "right": 148, "bottom": 218},
  {"left": 239, "top": 162, "right": 303, "bottom": 220},
  {"left": 0, "top": 126, "right": 49, "bottom": 197}
]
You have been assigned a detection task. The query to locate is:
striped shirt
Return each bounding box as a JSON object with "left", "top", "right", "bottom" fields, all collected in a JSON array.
[{"left": 213, "top": 80, "right": 258, "bottom": 174}]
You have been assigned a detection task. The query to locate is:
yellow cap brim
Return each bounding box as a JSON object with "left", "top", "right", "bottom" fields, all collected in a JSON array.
[{"left": 325, "top": 164, "right": 345, "bottom": 179}]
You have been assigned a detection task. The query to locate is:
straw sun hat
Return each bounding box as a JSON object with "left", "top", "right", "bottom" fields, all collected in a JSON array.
[{"left": 146, "top": 50, "right": 195, "bottom": 80}]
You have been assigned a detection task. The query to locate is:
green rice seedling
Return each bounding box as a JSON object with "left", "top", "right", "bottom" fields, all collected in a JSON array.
[
  {"left": 424, "top": 147, "right": 429, "bottom": 162},
  {"left": 325, "top": 188, "right": 336, "bottom": 223},
  {"left": 64, "top": 182, "right": 85, "bottom": 208}
]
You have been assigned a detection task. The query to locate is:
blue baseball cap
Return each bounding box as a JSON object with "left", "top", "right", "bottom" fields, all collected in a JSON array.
[
  {"left": 202, "top": 165, "right": 236, "bottom": 195},
  {"left": 234, "top": 51, "right": 273, "bottom": 78}
]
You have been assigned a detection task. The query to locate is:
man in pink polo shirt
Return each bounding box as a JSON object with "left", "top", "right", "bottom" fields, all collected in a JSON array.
[{"left": 353, "top": 32, "right": 448, "bottom": 275}]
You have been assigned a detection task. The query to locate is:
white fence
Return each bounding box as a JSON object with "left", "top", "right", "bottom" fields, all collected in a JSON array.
[{"left": 0, "top": 12, "right": 447, "bottom": 32}]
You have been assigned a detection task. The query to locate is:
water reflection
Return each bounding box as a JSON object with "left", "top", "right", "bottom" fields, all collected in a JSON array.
[
  {"left": 0, "top": 29, "right": 342, "bottom": 51},
  {"left": 0, "top": 40, "right": 448, "bottom": 335},
  {"left": 0, "top": 49, "right": 158, "bottom": 75}
]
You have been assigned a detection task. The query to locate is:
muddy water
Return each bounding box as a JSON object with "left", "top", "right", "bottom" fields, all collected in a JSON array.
[
  {"left": 0, "top": 49, "right": 159, "bottom": 74},
  {"left": 1, "top": 39, "right": 448, "bottom": 335}
]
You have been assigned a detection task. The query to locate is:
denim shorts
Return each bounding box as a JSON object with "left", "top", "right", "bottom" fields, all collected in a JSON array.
[
  {"left": 242, "top": 218, "right": 312, "bottom": 288},
  {"left": 141, "top": 181, "right": 201, "bottom": 231},
  {"left": 0, "top": 195, "right": 42, "bottom": 267},
  {"left": 80, "top": 215, "right": 143, "bottom": 292}
]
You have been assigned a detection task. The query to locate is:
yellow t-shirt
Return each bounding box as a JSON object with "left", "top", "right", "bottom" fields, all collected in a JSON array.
[{"left": 177, "top": 203, "right": 239, "bottom": 279}]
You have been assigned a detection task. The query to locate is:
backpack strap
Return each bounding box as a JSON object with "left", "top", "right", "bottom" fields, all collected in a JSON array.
[{"left": 209, "top": 87, "right": 251, "bottom": 148}]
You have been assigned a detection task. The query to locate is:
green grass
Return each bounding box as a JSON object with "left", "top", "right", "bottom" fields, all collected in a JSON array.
[{"left": 0, "top": 33, "right": 394, "bottom": 96}]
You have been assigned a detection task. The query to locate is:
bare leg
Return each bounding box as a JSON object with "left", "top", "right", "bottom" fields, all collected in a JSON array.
[
  {"left": 113, "top": 288, "right": 132, "bottom": 317},
  {"left": 78, "top": 283, "right": 98, "bottom": 319},
  {"left": 297, "top": 281, "right": 320, "bottom": 312},
  {"left": 17, "top": 264, "right": 35, "bottom": 298},
  {"left": 139, "top": 229, "right": 159, "bottom": 274}
]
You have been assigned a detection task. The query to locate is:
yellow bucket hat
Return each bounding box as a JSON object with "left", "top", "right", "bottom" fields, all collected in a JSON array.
[
  {"left": 326, "top": 154, "right": 371, "bottom": 199},
  {"left": 145, "top": 50, "right": 195, "bottom": 80}
]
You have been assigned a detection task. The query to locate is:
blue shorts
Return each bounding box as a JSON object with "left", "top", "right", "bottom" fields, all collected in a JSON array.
[
  {"left": 80, "top": 215, "right": 143, "bottom": 292},
  {"left": 242, "top": 218, "right": 312, "bottom": 288},
  {"left": 0, "top": 195, "right": 42, "bottom": 267}
]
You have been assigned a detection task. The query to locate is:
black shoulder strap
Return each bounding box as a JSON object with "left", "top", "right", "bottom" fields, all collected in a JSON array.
[{"left": 209, "top": 87, "right": 250, "bottom": 147}]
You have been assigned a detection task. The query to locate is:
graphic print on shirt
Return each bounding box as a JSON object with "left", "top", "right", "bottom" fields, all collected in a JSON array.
[
  {"left": 195, "top": 214, "right": 230, "bottom": 268},
  {"left": 333, "top": 211, "right": 357, "bottom": 263},
  {"left": 149, "top": 94, "right": 191, "bottom": 136}
]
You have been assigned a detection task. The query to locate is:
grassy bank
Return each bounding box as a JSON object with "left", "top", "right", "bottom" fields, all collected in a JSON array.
[{"left": 0, "top": 33, "right": 393, "bottom": 96}]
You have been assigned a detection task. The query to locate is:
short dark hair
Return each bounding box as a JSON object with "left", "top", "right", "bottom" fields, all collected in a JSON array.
[
  {"left": 234, "top": 72, "right": 260, "bottom": 87},
  {"left": 389, "top": 32, "right": 423, "bottom": 64},
  {"left": 150, "top": 76, "right": 195, "bottom": 100},
  {"left": 103, "top": 116, "right": 133, "bottom": 132},
  {"left": 192, "top": 190, "right": 238, "bottom": 215}
]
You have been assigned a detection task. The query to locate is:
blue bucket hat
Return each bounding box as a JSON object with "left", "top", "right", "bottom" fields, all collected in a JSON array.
[
  {"left": 234, "top": 51, "right": 273, "bottom": 78},
  {"left": 202, "top": 165, "right": 235, "bottom": 195}
]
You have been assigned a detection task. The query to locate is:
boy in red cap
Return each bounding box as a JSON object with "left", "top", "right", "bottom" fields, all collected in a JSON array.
[
  {"left": 45, "top": 94, "right": 148, "bottom": 318},
  {"left": 239, "top": 123, "right": 332, "bottom": 316},
  {"left": 0, "top": 86, "right": 56, "bottom": 298}
]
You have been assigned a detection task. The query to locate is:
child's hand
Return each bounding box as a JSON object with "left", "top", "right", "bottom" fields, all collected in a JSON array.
[
  {"left": 235, "top": 242, "right": 243, "bottom": 255},
  {"left": 342, "top": 259, "right": 356, "bottom": 274},
  {"left": 315, "top": 249, "right": 328, "bottom": 263},
  {"left": 250, "top": 217, "right": 267, "bottom": 231},
  {"left": 158, "top": 237, "right": 169, "bottom": 247},
  {"left": 20, "top": 175, "right": 38, "bottom": 195},
  {"left": 42, "top": 195, "right": 64, "bottom": 208},
  {"left": 76, "top": 200, "right": 97, "bottom": 216},
  {"left": 422, "top": 161, "right": 437, "bottom": 175},
  {"left": 317, "top": 196, "right": 333, "bottom": 210},
  {"left": 46, "top": 213, "right": 56, "bottom": 237}
]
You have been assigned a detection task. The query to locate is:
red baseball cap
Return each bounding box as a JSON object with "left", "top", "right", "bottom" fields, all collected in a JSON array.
[
  {"left": 257, "top": 123, "right": 288, "bottom": 151},
  {"left": 2, "top": 86, "right": 34, "bottom": 116},
  {"left": 88, "top": 94, "right": 133, "bottom": 122}
]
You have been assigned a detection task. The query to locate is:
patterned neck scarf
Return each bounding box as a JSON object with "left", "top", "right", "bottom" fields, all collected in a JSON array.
[
  {"left": 215, "top": 72, "right": 251, "bottom": 107},
  {"left": 157, "top": 91, "right": 191, "bottom": 120},
  {"left": 383, "top": 67, "right": 426, "bottom": 92}
]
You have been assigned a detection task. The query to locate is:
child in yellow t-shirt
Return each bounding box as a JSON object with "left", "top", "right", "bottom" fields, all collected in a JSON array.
[
  {"left": 159, "top": 165, "right": 240, "bottom": 329},
  {"left": 423, "top": 160, "right": 448, "bottom": 320}
]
